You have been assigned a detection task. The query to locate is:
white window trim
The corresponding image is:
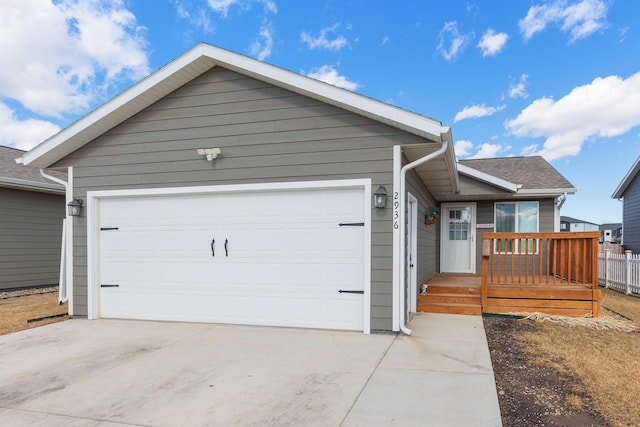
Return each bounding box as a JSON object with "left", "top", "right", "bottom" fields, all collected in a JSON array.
[{"left": 493, "top": 201, "right": 540, "bottom": 255}]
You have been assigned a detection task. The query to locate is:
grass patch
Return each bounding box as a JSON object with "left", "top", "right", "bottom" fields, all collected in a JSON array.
[
  {"left": 0, "top": 291, "right": 69, "bottom": 335},
  {"left": 515, "top": 290, "right": 640, "bottom": 427}
]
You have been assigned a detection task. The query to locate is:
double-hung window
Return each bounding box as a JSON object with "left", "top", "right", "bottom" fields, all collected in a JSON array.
[{"left": 495, "top": 202, "right": 539, "bottom": 253}]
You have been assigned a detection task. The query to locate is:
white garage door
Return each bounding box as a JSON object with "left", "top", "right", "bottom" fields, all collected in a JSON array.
[{"left": 97, "top": 186, "right": 366, "bottom": 331}]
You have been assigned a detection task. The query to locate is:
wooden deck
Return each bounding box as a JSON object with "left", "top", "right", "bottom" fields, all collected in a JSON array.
[{"left": 418, "top": 274, "right": 602, "bottom": 317}]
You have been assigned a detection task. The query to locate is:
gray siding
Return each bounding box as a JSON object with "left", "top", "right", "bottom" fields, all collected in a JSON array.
[
  {"left": 474, "top": 198, "right": 556, "bottom": 272},
  {"left": 0, "top": 187, "right": 64, "bottom": 290},
  {"left": 54, "top": 67, "right": 428, "bottom": 330},
  {"left": 406, "top": 167, "right": 438, "bottom": 294},
  {"left": 623, "top": 173, "right": 640, "bottom": 253}
]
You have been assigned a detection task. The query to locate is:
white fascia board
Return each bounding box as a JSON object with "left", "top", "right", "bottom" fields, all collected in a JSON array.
[
  {"left": 457, "top": 163, "right": 519, "bottom": 192},
  {"left": 514, "top": 188, "right": 577, "bottom": 196},
  {"left": 20, "top": 46, "right": 216, "bottom": 168},
  {"left": 0, "top": 177, "right": 65, "bottom": 194},
  {"left": 612, "top": 155, "right": 640, "bottom": 199},
  {"left": 20, "top": 42, "right": 447, "bottom": 168}
]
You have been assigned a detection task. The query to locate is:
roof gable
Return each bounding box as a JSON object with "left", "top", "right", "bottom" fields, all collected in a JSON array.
[
  {"left": 612, "top": 155, "right": 640, "bottom": 199},
  {"left": 459, "top": 156, "right": 576, "bottom": 196},
  {"left": 20, "top": 43, "right": 448, "bottom": 169}
]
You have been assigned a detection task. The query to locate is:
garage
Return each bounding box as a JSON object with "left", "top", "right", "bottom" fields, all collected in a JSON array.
[{"left": 92, "top": 182, "right": 370, "bottom": 331}]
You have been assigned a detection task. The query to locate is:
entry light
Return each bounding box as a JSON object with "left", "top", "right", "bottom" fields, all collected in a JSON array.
[
  {"left": 196, "top": 148, "right": 222, "bottom": 161},
  {"left": 374, "top": 185, "right": 387, "bottom": 209},
  {"left": 67, "top": 198, "right": 83, "bottom": 217}
]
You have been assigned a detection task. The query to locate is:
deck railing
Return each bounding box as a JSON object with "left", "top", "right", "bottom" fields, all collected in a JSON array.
[{"left": 481, "top": 232, "right": 601, "bottom": 317}]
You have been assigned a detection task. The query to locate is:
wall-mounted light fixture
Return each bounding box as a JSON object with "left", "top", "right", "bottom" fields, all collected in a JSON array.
[
  {"left": 67, "top": 198, "right": 83, "bottom": 217},
  {"left": 197, "top": 148, "right": 222, "bottom": 161},
  {"left": 373, "top": 185, "right": 387, "bottom": 208}
]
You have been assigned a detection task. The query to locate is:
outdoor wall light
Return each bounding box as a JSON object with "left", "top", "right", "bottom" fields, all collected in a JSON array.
[
  {"left": 67, "top": 198, "right": 83, "bottom": 217},
  {"left": 196, "top": 148, "right": 222, "bottom": 161},
  {"left": 374, "top": 185, "right": 387, "bottom": 208}
]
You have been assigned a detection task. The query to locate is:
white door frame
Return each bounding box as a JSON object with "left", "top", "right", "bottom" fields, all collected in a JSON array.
[
  {"left": 439, "top": 202, "right": 477, "bottom": 274},
  {"left": 86, "top": 179, "right": 372, "bottom": 333},
  {"left": 407, "top": 193, "right": 418, "bottom": 313}
]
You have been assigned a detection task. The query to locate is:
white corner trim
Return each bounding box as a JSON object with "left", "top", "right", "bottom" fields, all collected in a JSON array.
[{"left": 392, "top": 146, "right": 401, "bottom": 332}]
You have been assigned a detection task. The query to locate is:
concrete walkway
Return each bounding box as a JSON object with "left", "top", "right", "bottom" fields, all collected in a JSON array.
[
  {"left": 343, "top": 313, "right": 503, "bottom": 426},
  {"left": 0, "top": 313, "right": 501, "bottom": 426}
]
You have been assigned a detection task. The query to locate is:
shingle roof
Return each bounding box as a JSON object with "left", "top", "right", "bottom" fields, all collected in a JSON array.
[
  {"left": 612, "top": 155, "right": 640, "bottom": 199},
  {"left": 0, "top": 145, "right": 66, "bottom": 193},
  {"left": 459, "top": 156, "right": 575, "bottom": 191}
]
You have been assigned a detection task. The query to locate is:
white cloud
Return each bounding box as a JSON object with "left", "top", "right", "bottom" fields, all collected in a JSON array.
[
  {"left": 305, "top": 65, "right": 359, "bottom": 91},
  {"left": 509, "top": 74, "right": 529, "bottom": 99},
  {"left": 469, "top": 143, "right": 508, "bottom": 159},
  {"left": 454, "top": 140, "right": 474, "bottom": 158},
  {"left": 505, "top": 72, "right": 640, "bottom": 160},
  {"left": 301, "top": 24, "right": 348, "bottom": 51},
  {"left": 437, "top": 21, "right": 472, "bottom": 61},
  {"left": 0, "top": 103, "right": 60, "bottom": 150},
  {"left": 454, "top": 104, "right": 505, "bottom": 122},
  {"left": 519, "top": 0, "right": 608, "bottom": 43},
  {"left": 477, "top": 29, "right": 508, "bottom": 57},
  {"left": 380, "top": 35, "right": 389, "bottom": 47},
  {"left": 0, "top": 0, "right": 150, "bottom": 118},
  {"left": 172, "top": 1, "right": 214, "bottom": 33},
  {"left": 250, "top": 22, "right": 274, "bottom": 60},
  {"left": 206, "top": 0, "right": 277, "bottom": 17}
]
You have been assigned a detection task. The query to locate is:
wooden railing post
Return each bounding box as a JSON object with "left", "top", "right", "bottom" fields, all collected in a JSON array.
[{"left": 481, "top": 238, "right": 491, "bottom": 313}]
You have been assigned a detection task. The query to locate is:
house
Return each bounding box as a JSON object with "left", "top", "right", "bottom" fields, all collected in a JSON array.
[
  {"left": 18, "top": 43, "right": 576, "bottom": 333},
  {"left": 0, "top": 146, "right": 66, "bottom": 290},
  {"left": 613, "top": 155, "right": 640, "bottom": 252},
  {"left": 560, "top": 216, "right": 600, "bottom": 232},
  {"left": 599, "top": 223, "right": 622, "bottom": 243}
]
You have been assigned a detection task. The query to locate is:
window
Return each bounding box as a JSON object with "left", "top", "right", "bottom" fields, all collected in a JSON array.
[{"left": 495, "top": 202, "right": 539, "bottom": 253}]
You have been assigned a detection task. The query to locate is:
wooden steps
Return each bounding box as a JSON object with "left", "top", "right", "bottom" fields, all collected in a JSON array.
[{"left": 417, "top": 280, "right": 482, "bottom": 315}]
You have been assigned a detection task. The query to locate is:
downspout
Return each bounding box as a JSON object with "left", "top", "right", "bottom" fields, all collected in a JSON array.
[
  {"left": 399, "top": 139, "right": 449, "bottom": 335},
  {"left": 40, "top": 169, "right": 69, "bottom": 304}
]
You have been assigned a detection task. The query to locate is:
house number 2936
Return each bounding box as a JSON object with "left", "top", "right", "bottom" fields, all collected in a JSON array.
[{"left": 393, "top": 191, "right": 400, "bottom": 229}]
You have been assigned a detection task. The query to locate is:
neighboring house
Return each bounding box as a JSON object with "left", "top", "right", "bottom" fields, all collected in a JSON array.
[
  {"left": 560, "top": 216, "right": 600, "bottom": 232},
  {"left": 599, "top": 223, "right": 622, "bottom": 243},
  {"left": 0, "top": 146, "right": 66, "bottom": 290},
  {"left": 613, "top": 155, "right": 640, "bottom": 252},
  {"left": 18, "top": 43, "right": 576, "bottom": 333}
]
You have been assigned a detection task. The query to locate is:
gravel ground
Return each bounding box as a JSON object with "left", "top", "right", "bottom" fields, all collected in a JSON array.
[
  {"left": 0, "top": 285, "right": 59, "bottom": 299},
  {"left": 484, "top": 316, "right": 609, "bottom": 427}
]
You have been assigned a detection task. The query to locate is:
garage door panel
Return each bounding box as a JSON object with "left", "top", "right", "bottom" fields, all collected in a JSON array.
[{"left": 99, "top": 186, "right": 366, "bottom": 331}]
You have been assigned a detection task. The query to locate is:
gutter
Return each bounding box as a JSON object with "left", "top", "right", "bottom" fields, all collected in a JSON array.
[
  {"left": 39, "top": 169, "right": 70, "bottom": 305},
  {"left": 398, "top": 137, "right": 450, "bottom": 335}
]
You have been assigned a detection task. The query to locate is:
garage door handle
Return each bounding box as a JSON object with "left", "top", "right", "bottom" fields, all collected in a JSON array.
[
  {"left": 338, "top": 290, "right": 364, "bottom": 294},
  {"left": 211, "top": 238, "right": 215, "bottom": 257},
  {"left": 224, "top": 238, "right": 229, "bottom": 257}
]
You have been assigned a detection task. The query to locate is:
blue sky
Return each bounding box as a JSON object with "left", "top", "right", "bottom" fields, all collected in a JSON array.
[{"left": 1, "top": 0, "right": 639, "bottom": 224}]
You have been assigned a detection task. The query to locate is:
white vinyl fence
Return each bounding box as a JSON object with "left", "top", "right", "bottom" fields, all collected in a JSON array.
[{"left": 598, "top": 250, "right": 640, "bottom": 295}]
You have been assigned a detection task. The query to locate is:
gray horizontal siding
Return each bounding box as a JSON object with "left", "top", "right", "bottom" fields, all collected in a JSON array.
[
  {"left": 622, "top": 174, "right": 640, "bottom": 253},
  {"left": 0, "top": 188, "right": 65, "bottom": 290},
  {"left": 55, "top": 67, "right": 428, "bottom": 330}
]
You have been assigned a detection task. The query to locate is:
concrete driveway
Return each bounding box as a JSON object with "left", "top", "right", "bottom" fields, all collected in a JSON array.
[{"left": 0, "top": 315, "right": 502, "bottom": 426}]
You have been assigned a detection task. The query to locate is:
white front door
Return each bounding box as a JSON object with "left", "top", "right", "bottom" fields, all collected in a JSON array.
[
  {"left": 440, "top": 203, "right": 476, "bottom": 273},
  {"left": 96, "top": 185, "right": 367, "bottom": 331}
]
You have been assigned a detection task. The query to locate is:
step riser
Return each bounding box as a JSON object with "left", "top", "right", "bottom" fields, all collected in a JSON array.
[
  {"left": 420, "top": 295, "right": 480, "bottom": 305},
  {"left": 424, "top": 286, "right": 481, "bottom": 295},
  {"left": 417, "top": 304, "right": 482, "bottom": 315}
]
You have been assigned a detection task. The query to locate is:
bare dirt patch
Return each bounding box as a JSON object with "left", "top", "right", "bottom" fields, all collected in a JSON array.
[
  {"left": 0, "top": 287, "right": 69, "bottom": 335},
  {"left": 485, "top": 289, "right": 640, "bottom": 427}
]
